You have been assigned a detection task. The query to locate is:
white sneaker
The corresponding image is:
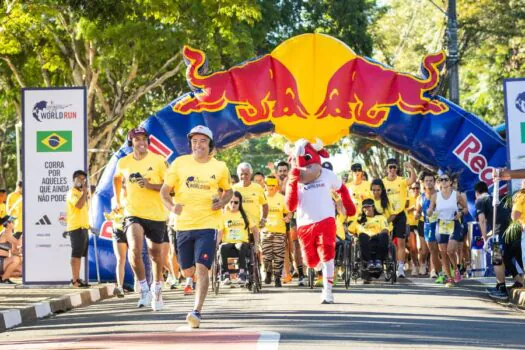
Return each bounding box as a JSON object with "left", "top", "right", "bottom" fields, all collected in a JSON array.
[
  {"left": 404, "top": 263, "right": 410, "bottom": 272},
  {"left": 419, "top": 264, "right": 427, "bottom": 276},
  {"left": 151, "top": 290, "right": 164, "bottom": 311},
  {"left": 430, "top": 270, "right": 438, "bottom": 279},
  {"left": 221, "top": 277, "right": 231, "bottom": 286},
  {"left": 321, "top": 290, "right": 334, "bottom": 304},
  {"left": 397, "top": 265, "right": 405, "bottom": 278},
  {"left": 411, "top": 267, "right": 419, "bottom": 277},
  {"left": 186, "top": 311, "right": 201, "bottom": 328},
  {"left": 137, "top": 290, "right": 152, "bottom": 308}
]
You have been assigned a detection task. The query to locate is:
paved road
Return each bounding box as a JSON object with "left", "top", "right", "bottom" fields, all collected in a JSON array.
[{"left": 1, "top": 277, "right": 524, "bottom": 349}]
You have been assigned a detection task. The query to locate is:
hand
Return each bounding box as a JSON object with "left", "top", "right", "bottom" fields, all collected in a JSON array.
[
  {"left": 403, "top": 161, "right": 413, "bottom": 169},
  {"left": 426, "top": 208, "right": 433, "bottom": 217},
  {"left": 114, "top": 203, "right": 122, "bottom": 212},
  {"left": 172, "top": 203, "right": 183, "bottom": 215},
  {"left": 454, "top": 212, "right": 462, "bottom": 221},
  {"left": 494, "top": 168, "right": 511, "bottom": 181},
  {"left": 283, "top": 216, "right": 291, "bottom": 224},
  {"left": 267, "top": 162, "right": 275, "bottom": 170},
  {"left": 137, "top": 177, "right": 150, "bottom": 189},
  {"left": 211, "top": 200, "right": 223, "bottom": 211}
]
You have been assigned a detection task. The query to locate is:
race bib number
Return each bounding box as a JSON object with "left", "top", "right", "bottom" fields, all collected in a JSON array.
[
  {"left": 438, "top": 219, "right": 454, "bottom": 235},
  {"left": 228, "top": 228, "right": 242, "bottom": 241}
]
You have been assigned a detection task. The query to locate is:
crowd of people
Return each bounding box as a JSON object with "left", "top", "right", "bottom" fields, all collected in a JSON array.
[{"left": 1, "top": 123, "right": 524, "bottom": 329}]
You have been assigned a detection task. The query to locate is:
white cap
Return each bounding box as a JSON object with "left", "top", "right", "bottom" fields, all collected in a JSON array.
[{"left": 187, "top": 125, "right": 213, "bottom": 141}]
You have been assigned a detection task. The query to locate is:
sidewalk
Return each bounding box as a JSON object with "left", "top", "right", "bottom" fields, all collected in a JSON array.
[{"left": 0, "top": 278, "right": 115, "bottom": 332}]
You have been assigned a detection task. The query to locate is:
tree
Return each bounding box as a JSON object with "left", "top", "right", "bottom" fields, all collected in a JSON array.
[{"left": 0, "top": 0, "right": 261, "bottom": 185}]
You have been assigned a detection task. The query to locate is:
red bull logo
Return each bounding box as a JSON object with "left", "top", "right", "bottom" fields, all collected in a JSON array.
[
  {"left": 173, "top": 34, "right": 450, "bottom": 144},
  {"left": 174, "top": 46, "right": 307, "bottom": 124},
  {"left": 315, "top": 52, "right": 449, "bottom": 126}
]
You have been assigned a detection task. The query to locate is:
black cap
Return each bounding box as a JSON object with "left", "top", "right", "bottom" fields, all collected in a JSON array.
[
  {"left": 351, "top": 163, "right": 363, "bottom": 172},
  {"left": 362, "top": 198, "right": 375, "bottom": 207},
  {"left": 386, "top": 158, "right": 398, "bottom": 166},
  {"left": 321, "top": 161, "right": 333, "bottom": 171},
  {"left": 1, "top": 215, "right": 16, "bottom": 226}
]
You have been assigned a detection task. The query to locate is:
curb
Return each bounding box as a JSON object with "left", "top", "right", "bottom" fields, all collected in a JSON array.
[
  {"left": 509, "top": 287, "right": 525, "bottom": 308},
  {"left": 0, "top": 284, "right": 115, "bottom": 332}
]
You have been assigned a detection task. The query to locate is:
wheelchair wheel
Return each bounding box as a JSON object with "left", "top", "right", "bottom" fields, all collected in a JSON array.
[
  {"left": 351, "top": 238, "right": 361, "bottom": 283},
  {"left": 211, "top": 254, "right": 220, "bottom": 295},
  {"left": 385, "top": 242, "right": 397, "bottom": 284},
  {"left": 343, "top": 241, "right": 352, "bottom": 289}
]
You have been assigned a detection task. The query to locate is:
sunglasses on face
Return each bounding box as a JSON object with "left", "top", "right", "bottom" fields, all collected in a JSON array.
[
  {"left": 439, "top": 178, "right": 450, "bottom": 182},
  {"left": 411, "top": 187, "right": 420, "bottom": 190},
  {"left": 230, "top": 201, "right": 239, "bottom": 205},
  {"left": 388, "top": 165, "right": 397, "bottom": 170}
]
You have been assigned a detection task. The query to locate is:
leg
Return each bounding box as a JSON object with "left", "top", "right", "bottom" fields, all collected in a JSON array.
[
  {"left": 220, "top": 244, "right": 234, "bottom": 275},
  {"left": 376, "top": 232, "right": 390, "bottom": 261},
  {"left": 262, "top": 234, "right": 274, "bottom": 277},
  {"left": 162, "top": 242, "right": 171, "bottom": 280},
  {"left": 358, "top": 233, "right": 372, "bottom": 262},
  {"left": 113, "top": 241, "right": 127, "bottom": 288},
  {"left": 146, "top": 240, "right": 164, "bottom": 283},
  {"left": 237, "top": 243, "right": 250, "bottom": 271},
  {"left": 273, "top": 234, "right": 286, "bottom": 278},
  {"left": 1, "top": 256, "right": 21, "bottom": 280},
  {"left": 283, "top": 234, "right": 291, "bottom": 279},
  {"left": 408, "top": 229, "right": 419, "bottom": 268},
  {"left": 293, "top": 239, "right": 305, "bottom": 278},
  {"left": 318, "top": 218, "right": 337, "bottom": 302},
  {"left": 297, "top": 224, "right": 321, "bottom": 269},
  {"left": 438, "top": 242, "right": 451, "bottom": 278},
  {"left": 192, "top": 229, "right": 217, "bottom": 313},
  {"left": 194, "top": 263, "right": 210, "bottom": 311},
  {"left": 126, "top": 224, "right": 146, "bottom": 281}
]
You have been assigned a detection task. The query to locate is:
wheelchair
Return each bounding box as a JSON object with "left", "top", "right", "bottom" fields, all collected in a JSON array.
[
  {"left": 335, "top": 234, "right": 353, "bottom": 289},
  {"left": 210, "top": 242, "right": 262, "bottom": 294},
  {"left": 349, "top": 233, "right": 397, "bottom": 284}
]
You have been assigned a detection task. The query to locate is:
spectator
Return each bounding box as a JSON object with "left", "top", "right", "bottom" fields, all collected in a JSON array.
[
  {"left": 66, "top": 170, "right": 90, "bottom": 288},
  {"left": 7, "top": 181, "right": 23, "bottom": 240},
  {"left": 253, "top": 171, "right": 266, "bottom": 189},
  {"left": 0, "top": 215, "right": 22, "bottom": 284}
]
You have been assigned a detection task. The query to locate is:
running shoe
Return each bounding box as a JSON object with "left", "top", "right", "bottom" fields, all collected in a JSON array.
[
  {"left": 434, "top": 274, "right": 445, "bottom": 284},
  {"left": 374, "top": 260, "right": 382, "bottom": 270},
  {"left": 282, "top": 275, "right": 293, "bottom": 284},
  {"left": 430, "top": 270, "right": 438, "bottom": 279},
  {"left": 411, "top": 267, "right": 419, "bottom": 277},
  {"left": 264, "top": 272, "right": 272, "bottom": 285},
  {"left": 396, "top": 265, "right": 405, "bottom": 279},
  {"left": 454, "top": 267, "right": 462, "bottom": 283},
  {"left": 186, "top": 310, "right": 201, "bottom": 328},
  {"left": 367, "top": 260, "right": 375, "bottom": 270},
  {"left": 151, "top": 290, "right": 164, "bottom": 311},
  {"left": 298, "top": 276, "right": 306, "bottom": 287},
  {"left": 445, "top": 278, "right": 455, "bottom": 288},
  {"left": 419, "top": 264, "right": 427, "bottom": 276},
  {"left": 114, "top": 287, "right": 125, "bottom": 298},
  {"left": 2, "top": 278, "right": 16, "bottom": 285},
  {"left": 488, "top": 289, "right": 509, "bottom": 301},
  {"left": 137, "top": 290, "right": 152, "bottom": 308},
  {"left": 321, "top": 291, "right": 334, "bottom": 304},
  {"left": 275, "top": 277, "right": 282, "bottom": 288},
  {"left": 183, "top": 284, "right": 194, "bottom": 295}
]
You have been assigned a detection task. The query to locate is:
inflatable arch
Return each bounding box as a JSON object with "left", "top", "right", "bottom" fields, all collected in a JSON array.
[{"left": 89, "top": 34, "right": 507, "bottom": 283}]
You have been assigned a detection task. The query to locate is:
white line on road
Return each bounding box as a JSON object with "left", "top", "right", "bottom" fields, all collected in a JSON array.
[{"left": 257, "top": 331, "right": 281, "bottom": 350}]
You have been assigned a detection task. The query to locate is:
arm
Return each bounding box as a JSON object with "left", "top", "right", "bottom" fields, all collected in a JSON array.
[
  {"left": 496, "top": 168, "right": 525, "bottom": 180},
  {"left": 260, "top": 203, "right": 269, "bottom": 227},
  {"left": 478, "top": 212, "right": 488, "bottom": 241},
  {"left": 284, "top": 212, "right": 293, "bottom": 223},
  {"left": 427, "top": 194, "right": 437, "bottom": 216},
  {"left": 113, "top": 175, "right": 123, "bottom": 210},
  {"left": 285, "top": 168, "right": 300, "bottom": 212},
  {"left": 404, "top": 162, "right": 416, "bottom": 187},
  {"left": 160, "top": 183, "right": 180, "bottom": 214},
  {"left": 213, "top": 189, "right": 233, "bottom": 211},
  {"left": 457, "top": 192, "right": 469, "bottom": 217},
  {"left": 335, "top": 183, "right": 356, "bottom": 218},
  {"left": 139, "top": 179, "right": 163, "bottom": 191},
  {"left": 75, "top": 186, "right": 89, "bottom": 209}
]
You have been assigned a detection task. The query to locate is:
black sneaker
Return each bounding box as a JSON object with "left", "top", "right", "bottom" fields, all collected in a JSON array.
[
  {"left": 264, "top": 273, "right": 272, "bottom": 285},
  {"left": 77, "top": 279, "right": 90, "bottom": 288},
  {"left": 275, "top": 278, "right": 282, "bottom": 288},
  {"left": 508, "top": 281, "right": 524, "bottom": 290},
  {"left": 2, "top": 279, "right": 15, "bottom": 285},
  {"left": 488, "top": 289, "right": 509, "bottom": 301}
]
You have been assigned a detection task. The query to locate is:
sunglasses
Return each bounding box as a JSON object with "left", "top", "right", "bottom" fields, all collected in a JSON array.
[
  {"left": 230, "top": 201, "right": 240, "bottom": 205},
  {"left": 411, "top": 187, "right": 420, "bottom": 190},
  {"left": 439, "top": 178, "right": 450, "bottom": 182},
  {"left": 388, "top": 165, "right": 397, "bottom": 169}
]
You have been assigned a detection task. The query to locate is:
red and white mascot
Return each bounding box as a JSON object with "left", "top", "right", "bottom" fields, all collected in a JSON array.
[{"left": 285, "top": 139, "right": 355, "bottom": 304}]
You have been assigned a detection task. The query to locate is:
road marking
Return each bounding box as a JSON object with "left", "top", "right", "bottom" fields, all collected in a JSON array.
[{"left": 257, "top": 331, "right": 280, "bottom": 350}]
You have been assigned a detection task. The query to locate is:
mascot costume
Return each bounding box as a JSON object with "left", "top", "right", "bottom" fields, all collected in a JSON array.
[{"left": 285, "top": 139, "right": 356, "bottom": 304}]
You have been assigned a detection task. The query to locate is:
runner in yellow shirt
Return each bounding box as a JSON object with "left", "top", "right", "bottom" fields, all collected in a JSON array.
[
  {"left": 262, "top": 176, "right": 292, "bottom": 287},
  {"left": 114, "top": 127, "right": 168, "bottom": 311},
  {"left": 233, "top": 162, "right": 268, "bottom": 244},
  {"left": 346, "top": 163, "right": 371, "bottom": 224},
  {"left": 218, "top": 191, "right": 254, "bottom": 286},
  {"left": 6, "top": 181, "right": 23, "bottom": 240},
  {"left": 66, "top": 170, "right": 90, "bottom": 288},
  {"left": 382, "top": 158, "right": 416, "bottom": 278},
  {"left": 160, "top": 125, "right": 233, "bottom": 329}
]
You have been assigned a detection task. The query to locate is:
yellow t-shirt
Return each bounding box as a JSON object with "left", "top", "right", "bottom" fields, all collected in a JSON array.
[
  {"left": 346, "top": 180, "right": 371, "bottom": 220},
  {"left": 358, "top": 215, "right": 389, "bottom": 237},
  {"left": 383, "top": 176, "right": 409, "bottom": 214},
  {"left": 374, "top": 198, "right": 393, "bottom": 230},
  {"left": 7, "top": 191, "right": 23, "bottom": 233},
  {"left": 66, "top": 188, "right": 89, "bottom": 231},
  {"left": 220, "top": 209, "right": 250, "bottom": 243},
  {"left": 513, "top": 191, "right": 525, "bottom": 226},
  {"left": 336, "top": 214, "right": 346, "bottom": 240},
  {"left": 406, "top": 193, "right": 419, "bottom": 226},
  {"left": 265, "top": 192, "right": 288, "bottom": 234},
  {"left": 233, "top": 182, "right": 267, "bottom": 227},
  {"left": 165, "top": 155, "right": 231, "bottom": 230},
  {"left": 115, "top": 152, "right": 168, "bottom": 222}
]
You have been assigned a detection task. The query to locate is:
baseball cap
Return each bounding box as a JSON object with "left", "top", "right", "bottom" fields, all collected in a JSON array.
[
  {"left": 362, "top": 198, "right": 375, "bottom": 207},
  {"left": 321, "top": 161, "right": 333, "bottom": 171},
  {"left": 187, "top": 125, "right": 213, "bottom": 141},
  {"left": 386, "top": 158, "right": 398, "bottom": 166},
  {"left": 1, "top": 215, "right": 16, "bottom": 226},
  {"left": 128, "top": 127, "right": 149, "bottom": 140},
  {"left": 351, "top": 163, "right": 363, "bottom": 172},
  {"left": 265, "top": 177, "right": 278, "bottom": 187}
]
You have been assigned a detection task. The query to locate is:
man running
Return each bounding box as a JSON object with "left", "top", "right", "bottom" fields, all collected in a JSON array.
[
  {"left": 160, "top": 125, "right": 233, "bottom": 328},
  {"left": 113, "top": 127, "right": 169, "bottom": 311},
  {"left": 382, "top": 158, "right": 416, "bottom": 278},
  {"left": 346, "top": 162, "right": 371, "bottom": 227}
]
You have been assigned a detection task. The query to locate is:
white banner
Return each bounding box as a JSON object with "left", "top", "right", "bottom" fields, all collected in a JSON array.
[
  {"left": 503, "top": 78, "right": 525, "bottom": 192},
  {"left": 22, "top": 88, "right": 87, "bottom": 284}
]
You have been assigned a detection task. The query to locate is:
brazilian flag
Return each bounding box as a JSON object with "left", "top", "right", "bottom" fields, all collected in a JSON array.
[{"left": 37, "top": 131, "right": 72, "bottom": 152}]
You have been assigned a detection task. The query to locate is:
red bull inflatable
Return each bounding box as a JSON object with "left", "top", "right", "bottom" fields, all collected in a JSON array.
[{"left": 89, "top": 33, "right": 507, "bottom": 283}]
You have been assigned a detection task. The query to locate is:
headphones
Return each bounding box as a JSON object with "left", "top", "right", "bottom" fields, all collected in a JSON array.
[{"left": 127, "top": 128, "right": 151, "bottom": 147}]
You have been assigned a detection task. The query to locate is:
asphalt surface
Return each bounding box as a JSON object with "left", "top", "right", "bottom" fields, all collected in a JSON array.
[{"left": 1, "top": 277, "right": 524, "bottom": 349}]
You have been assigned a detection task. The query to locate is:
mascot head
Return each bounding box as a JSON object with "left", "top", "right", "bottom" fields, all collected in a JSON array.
[{"left": 286, "top": 138, "right": 329, "bottom": 168}]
